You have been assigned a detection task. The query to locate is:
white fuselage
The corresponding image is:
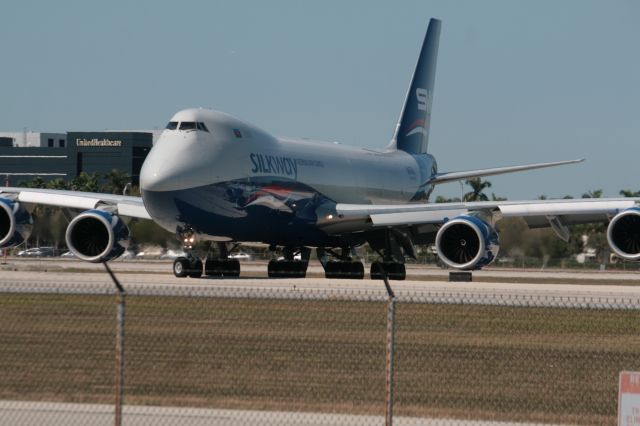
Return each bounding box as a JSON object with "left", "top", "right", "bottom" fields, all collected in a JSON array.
[{"left": 139, "top": 108, "right": 435, "bottom": 244}]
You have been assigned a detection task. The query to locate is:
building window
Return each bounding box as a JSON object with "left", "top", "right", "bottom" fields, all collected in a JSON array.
[
  {"left": 59, "top": 139, "right": 65, "bottom": 147},
  {"left": 48, "top": 138, "right": 54, "bottom": 147}
]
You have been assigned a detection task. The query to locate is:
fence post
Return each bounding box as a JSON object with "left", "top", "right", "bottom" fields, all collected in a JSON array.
[
  {"left": 104, "top": 262, "right": 125, "bottom": 426},
  {"left": 381, "top": 268, "right": 397, "bottom": 426}
]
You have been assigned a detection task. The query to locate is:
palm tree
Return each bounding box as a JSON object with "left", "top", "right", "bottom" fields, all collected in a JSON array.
[
  {"left": 71, "top": 172, "right": 101, "bottom": 192},
  {"left": 46, "top": 178, "right": 69, "bottom": 190},
  {"left": 620, "top": 189, "right": 640, "bottom": 197},
  {"left": 463, "top": 178, "right": 492, "bottom": 202},
  {"left": 104, "top": 169, "right": 131, "bottom": 194},
  {"left": 435, "top": 195, "right": 461, "bottom": 203},
  {"left": 21, "top": 176, "right": 46, "bottom": 188},
  {"left": 581, "top": 189, "right": 603, "bottom": 199}
]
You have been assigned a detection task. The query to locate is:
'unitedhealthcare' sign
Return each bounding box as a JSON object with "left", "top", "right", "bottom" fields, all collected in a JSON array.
[{"left": 76, "top": 138, "right": 123, "bottom": 147}]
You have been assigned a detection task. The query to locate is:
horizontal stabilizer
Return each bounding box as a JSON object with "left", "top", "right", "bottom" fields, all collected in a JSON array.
[{"left": 425, "top": 159, "right": 584, "bottom": 185}]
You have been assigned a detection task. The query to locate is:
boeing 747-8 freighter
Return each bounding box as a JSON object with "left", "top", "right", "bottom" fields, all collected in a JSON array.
[{"left": 1, "top": 19, "right": 639, "bottom": 279}]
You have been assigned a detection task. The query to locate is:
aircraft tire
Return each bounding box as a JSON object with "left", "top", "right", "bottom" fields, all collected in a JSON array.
[
  {"left": 268, "top": 260, "right": 307, "bottom": 278},
  {"left": 173, "top": 257, "right": 189, "bottom": 278},
  {"left": 324, "top": 261, "right": 364, "bottom": 279},
  {"left": 188, "top": 259, "right": 203, "bottom": 278},
  {"left": 222, "top": 259, "right": 241, "bottom": 277},
  {"left": 370, "top": 262, "right": 406, "bottom": 281},
  {"left": 205, "top": 259, "right": 241, "bottom": 277},
  {"left": 205, "top": 259, "right": 223, "bottom": 277}
]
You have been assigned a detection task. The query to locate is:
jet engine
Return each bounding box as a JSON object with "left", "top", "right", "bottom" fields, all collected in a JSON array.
[
  {"left": 607, "top": 207, "right": 640, "bottom": 261},
  {"left": 435, "top": 215, "right": 499, "bottom": 270},
  {"left": 0, "top": 197, "right": 33, "bottom": 248},
  {"left": 65, "top": 209, "right": 130, "bottom": 262}
]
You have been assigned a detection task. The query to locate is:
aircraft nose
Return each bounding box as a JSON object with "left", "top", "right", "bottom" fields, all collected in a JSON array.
[
  {"left": 140, "top": 144, "right": 178, "bottom": 192},
  {"left": 140, "top": 163, "right": 168, "bottom": 192},
  {"left": 140, "top": 131, "right": 207, "bottom": 193}
]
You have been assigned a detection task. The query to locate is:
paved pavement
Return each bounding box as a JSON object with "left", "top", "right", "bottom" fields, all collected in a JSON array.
[
  {"left": 3, "top": 257, "right": 640, "bottom": 282},
  {"left": 1, "top": 266, "right": 640, "bottom": 308},
  {"left": 0, "top": 400, "right": 559, "bottom": 426}
]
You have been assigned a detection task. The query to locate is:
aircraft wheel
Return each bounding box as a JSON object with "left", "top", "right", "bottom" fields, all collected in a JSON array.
[
  {"left": 324, "top": 261, "right": 340, "bottom": 279},
  {"left": 349, "top": 261, "right": 365, "bottom": 279},
  {"left": 370, "top": 262, "right": 406, "bottom": 280},
  {"left": 173, "top": 257, "right": 189, "bottom": 278},
  {"left": 222, "top": 259, "right": 241, "bottom": 277},
  {"left": 389, "top": 262, "right": 406, "bottom": 281},
  {"left": 205, "top": 259, "right": 224, "bottom": 277},
  {"left": 188, "top": 259, "right": 203, "bottom": 278},
  {"left": 324, "top": 261, "right": 364, "bottom": 279},
  {"left": 268, "top": 260, "right": 307, "bottom": 278},
  {"left": 205, "top": 259, "right": 241, "bottom": 277}
]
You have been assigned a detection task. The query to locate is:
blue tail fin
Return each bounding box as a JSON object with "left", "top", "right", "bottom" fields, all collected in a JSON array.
[{"left": 391, "top": 18, "right": 441, "bottom": 154}]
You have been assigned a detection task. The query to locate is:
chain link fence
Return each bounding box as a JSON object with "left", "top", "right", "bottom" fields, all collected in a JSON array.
[{"left": 1, "top": 278, "right": 639, "bottom": 425}]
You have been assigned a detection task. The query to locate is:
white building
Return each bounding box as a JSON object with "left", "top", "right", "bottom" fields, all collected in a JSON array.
[{"left": 0, "top": 131, "right": 66, "bottom": 147}]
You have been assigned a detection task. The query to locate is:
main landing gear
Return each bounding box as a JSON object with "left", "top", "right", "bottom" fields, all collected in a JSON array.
[
  {"left": 202, "top": 242, "right": 241, "bottom": 277},
  {"left": 318, "top": 248, "right": 365, "bottom": 279},
  {"left": 370, "top": 261, "right": 406, "bottom": 280},
  {"left": 204, "top": 258, "right": 240, "bottom": 277},
  {"left": 267, "top": 247, "right": 309, "bottom": 278}
]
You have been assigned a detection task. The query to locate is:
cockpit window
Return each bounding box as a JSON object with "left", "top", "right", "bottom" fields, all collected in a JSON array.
[
  {"left": 179, "top": 121, "right": 196, "bottom": 131},
  {"left": 196, "top": 122, "right": 209, "bottom": 132},
  {"left": 165, "top": 121, "right": 178, "bottom": 130}
]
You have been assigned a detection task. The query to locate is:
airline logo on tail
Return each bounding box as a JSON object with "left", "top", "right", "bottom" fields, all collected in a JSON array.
[
  {"left": 405, "top": 119, "right": 427, "bottom": 137},
  {"left": 416, "top": 88, "right": 431, "bottom": 112},
  {"left": 405, "top": 87, "right": 431, "bottom": 137}
]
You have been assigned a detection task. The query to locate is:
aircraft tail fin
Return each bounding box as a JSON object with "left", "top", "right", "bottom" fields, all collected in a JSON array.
[{"left": 390, "top": 18, "right": 441, "bottom": 154}]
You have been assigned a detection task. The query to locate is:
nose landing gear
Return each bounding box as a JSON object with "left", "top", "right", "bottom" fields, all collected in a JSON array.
[
  {"left": 173, "top": 226, "right": 242, "bottom": 278},
  {"left": 173, "top": 257, "right": 203, "bottom": 278}
]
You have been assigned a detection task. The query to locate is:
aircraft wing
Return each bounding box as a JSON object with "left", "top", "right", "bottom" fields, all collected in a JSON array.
[
  {"left": 320, "top": 198, "right": 640, "bottom": 242},
  {"left": 426, "top": 159, "right": 584, "bottom": 185},
  {"left": 0, "top": 187, "right": 150, "bottom": 219}
]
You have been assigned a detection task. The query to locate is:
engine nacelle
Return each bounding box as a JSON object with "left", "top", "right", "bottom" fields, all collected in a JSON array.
[
  {"left": 0, "top": 197, "right": 33, "bottom": 248},
  {"left": 607, "top": 207, "right": 640, "bottom": 261},
  {"left": 65, "top": 209, "right": 130, "bottom": 262},
  {"left": 435, "top": 215, "right": 499, "bottom": 270}
]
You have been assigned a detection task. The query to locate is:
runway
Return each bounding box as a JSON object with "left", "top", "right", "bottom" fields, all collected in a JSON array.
[
  {"left": 0, "top": 400, "right": 558, "bottom": 426},
  {"left": 1, "top": 260, "right": 639, "bottom": 307}
]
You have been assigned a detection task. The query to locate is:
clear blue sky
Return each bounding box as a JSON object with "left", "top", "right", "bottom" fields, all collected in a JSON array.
[{"left": 1, "top": 1, "right": 638, "bottom": 200}]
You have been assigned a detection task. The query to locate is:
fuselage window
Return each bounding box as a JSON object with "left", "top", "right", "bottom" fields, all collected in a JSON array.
[
  {"left": 166, "top": 121, "right": 178, "bottom": 130},
  {"left": 197, "top": 122, "right": 209, "bottom": 132},
  {"left": 179, "top": 121, "right": 196, "bottom": 131}
]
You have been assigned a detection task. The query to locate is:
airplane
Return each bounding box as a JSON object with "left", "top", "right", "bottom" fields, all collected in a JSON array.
[{"left": 1, "top": 18, "right": 639, "bottom": 280}]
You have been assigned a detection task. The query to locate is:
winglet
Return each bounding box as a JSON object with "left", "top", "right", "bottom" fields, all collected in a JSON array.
[{"left": 425, "top": 158, "right": 585, "bottom": 185}]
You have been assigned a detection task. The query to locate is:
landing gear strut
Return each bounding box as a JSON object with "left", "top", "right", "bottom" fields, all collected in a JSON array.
[{"left": 368, "top": 229, "right": 409, "bottom": 280}]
